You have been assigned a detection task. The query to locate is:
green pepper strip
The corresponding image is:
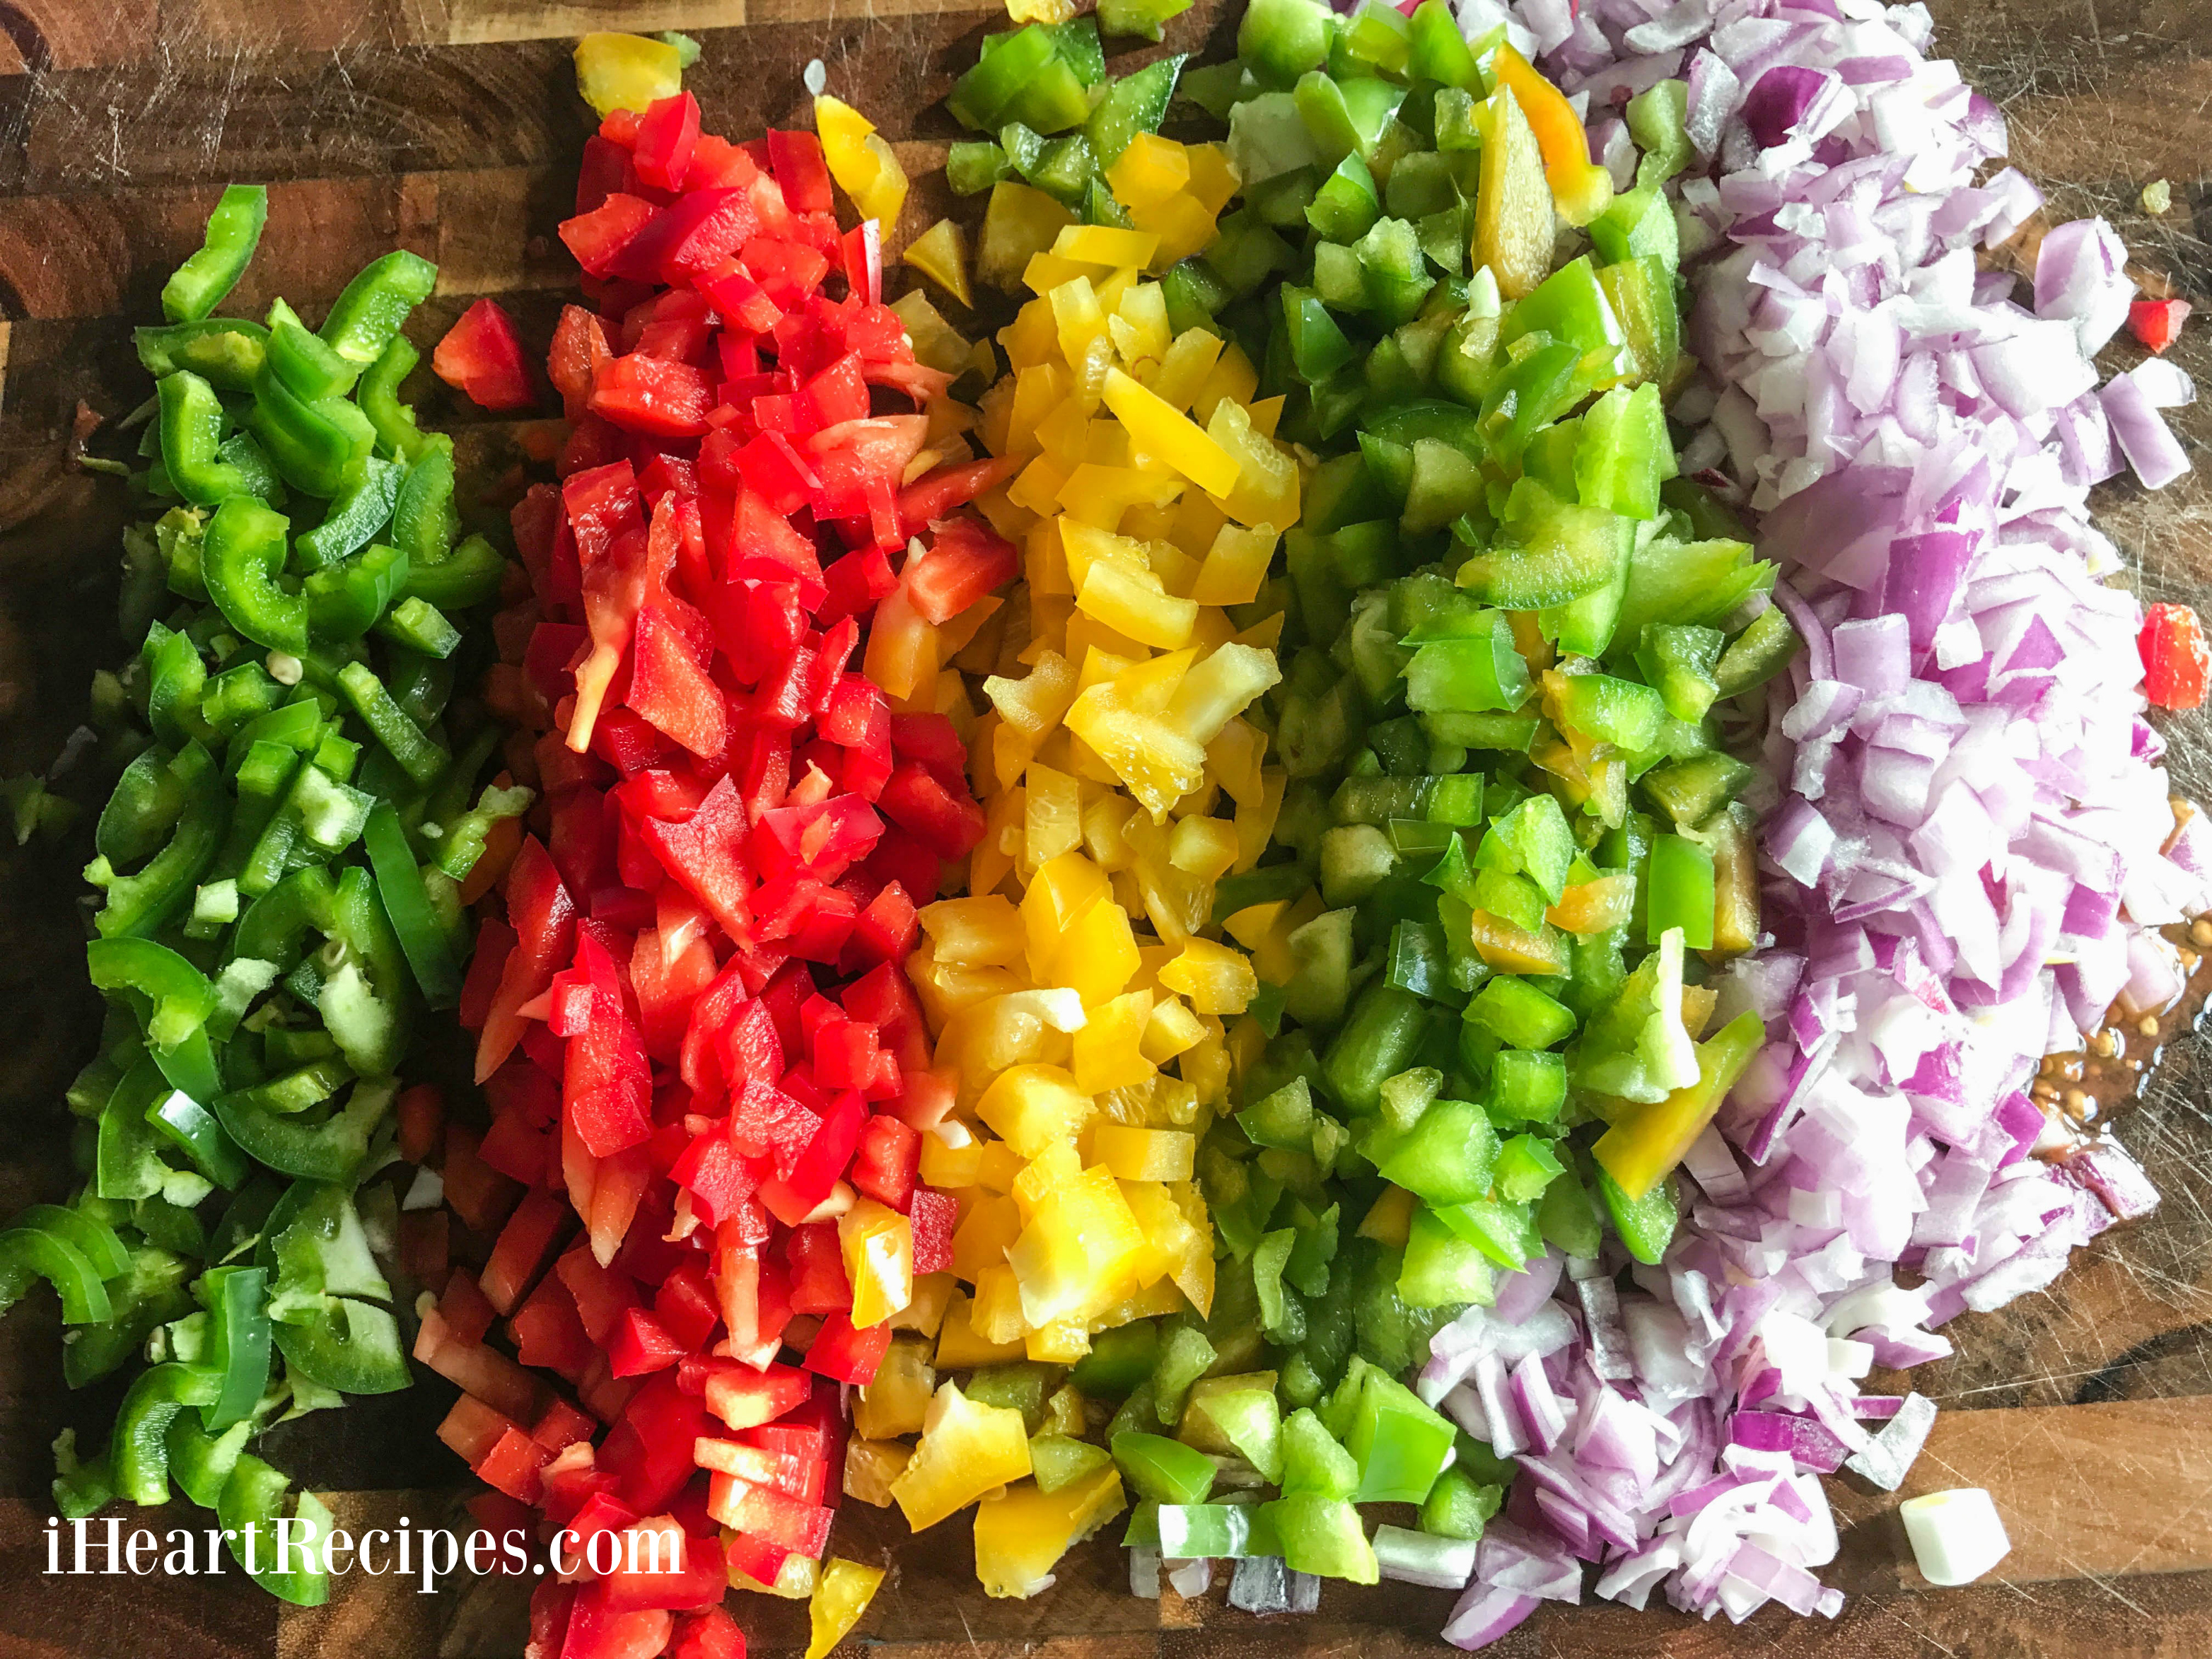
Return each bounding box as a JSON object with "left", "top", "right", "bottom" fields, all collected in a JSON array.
[
  {"left": 98, "top": 1056, "right": 180, "bottom": 1204},
  {"left": 87, "top": 740, "right": 227, "bottom": 939},
  {"left": 0, "top": 1226, "right": 112, "bottom": 1324},
  {"left": 274, "top": 1293, "right": 412, "bottom": 1396},
  {"left": 391, "top": 438, "right": 458, "bottom": 565},
  {"left": 317, "top": 866, "right": 414, "bottom": 1076},
  {"left": 433, "top": 781, "right": 535, "bottom": 882},
  {"left": 200, "top": 1264, "right": 273, "bottom": 1431},
  {"left": 318, "top": 249, "right": 437, "bottom": 368},
  {"left": 304, "top": 542, "right": 411, "bottom": 641},
  {"left": 249, "top": 361, "right": 376, "bottom": 499},
  {"left": 211, "top": 1075, "right": 389, "bottom": 1187},
  {"left": 235, "top": 865, "right": 339, "bottom": 976},
  {"left": 112, "top": 1361, "right": 222, "bottom": 1504},
  {"left": 266, "top": 306, "right": 360, "bottom": 402},
  {"left": 337, "top": 660, "right": 447, "bottom": 786},
  {"left": 13, "top": 1204, "right": 132, "bottom": 1281},
  {"left": 219, "top": 1453, "right": 332, "bottom": 1607},
  {"left": 156, "top": 370, "right": 253, "bottom": 506},
  {"left": 204, "top": 496, "right": 310, "bottom": 653},
  {"left": 149, "top": 1088, "right": 252, "bottom": 1189},
  {"left": 168, "top": 1416, "right": 252, "bottom": 1509},
  {"left": 357, "top": 335, "right": 432, "bottom": 461},
  {"left": 161, "top": 185, "right": 269, "bottom": 324},
  {"left": 143, "top": 623, "right": 218, "bottom": 750},
  {"left": 399, "top": 531, "right": 507, "bottom": 610},
  {"left": 295, "top": 458, "right": 402, "bottom": 569},
  {"left": 53, "top": 1433, "right": 117, "bottom": 1520},
  {"left": 137, "top": 318, "right": 269, "bottom": 390},
  {"left": 86, "top": 935, "right": 219, "bottom": 1061},
  {"left": 97, "top": 744, "right": 188, "bottom": 866},
  {"left": 362, "top": 798, "right": 462, "bottom": 1008}
]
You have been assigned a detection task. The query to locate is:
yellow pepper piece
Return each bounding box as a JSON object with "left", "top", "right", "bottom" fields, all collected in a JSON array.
[
  {"left": 1188, "top": 520, "right": 1279, "bottom": 607},
  {"left": 1548, "top": 872, "right": 1637, "bottom": 934},
  {"left": 1206, "top": 398, "right": 1300, "bottom": 528},
  {"left": 1089, "top": 1124, "right": 1196, "bottom": 1182},
  {"left": 892, "top": 1381, "right": 1036, "bottom": 1531},
  {"left": 1008, "top": 1164, "right": 1148, "bottom": 1325},
  {"left": 1008, "top": 0, "right": 1078, "bottom": 18},
  {"left": 919, "top": 895, "right": 1025, "bottom": 965},
  {"left": 1167, "top": 815, "right": 1238, "bottom": 881},
  {"left": 806, "top": 1557, "right": 887, "bottom": 1659},
  {"left": 1140, "top": 995, "right": 1206, "bottom": 1064},
  {"left": 951, "top": 1192, "right": 1022, "bottom": 1281},
  {"left": 1156, "top": 936, "right": 1258, "bottom": 1014},
  {"left": 1184, "top": 143, "right": 1242, "bottom": 215},
  {"left": 854, "top": 1333, "right": 936, "bottom": 1439},
  {"left": 1490, "top": 46, "right": 1615, "bottom": 228},
  {"left": 1055, "top": 224, "right": 1163, "bottom": 270},
  {"left": 980, "top": 182, "right": 1078, "bottom": 291},
  {"left": 814, "top": 95, "right": 909, "bottom": 228},
  {"left": 976, "top": 1064, "right": 1094, "bottom": 1158},
  {"left": 1025, "top": 1318, "right": 1092, "bottom": 1363},
  {"left": 1102, "top": 368, "right": 1242, "bottom": 498},
  {"left": 1467, "top": 909, "right": 1573, "bottom": 975},
  {"left": 974, "top": 1465, "right": 1127, "bottom": 1597},
  {"left": 839, "top": 1198, "right": 914, "bottom": 1327},
  {"left": 936, "top": 1289, "right": 1027, "bottom": 1367},
  {"left": 972, "top": 1262, "right": 1029, "bottom": 1341},
  {"left": 1106, "top": 133, "right": 1192, "bottom": 207},
  {"left": 1358, "top": 1184, "right": 1416, "bottom": 1248},
  {"left": 890, "top": 1271, "right": 957, "bottom": 1337},
  {"left": 843, "top": 1438, "right": 914, "bottom": 1507},
  {"left": 1072, "top": 989, "right": 1156, "bottom": 1093},
  {"left": 573, "top": 33, "right": 682, "bottom": 118},
  {"left": 1152, "top": 328, "right": 1226, "bottom": 414},
  {"left": 904, "top": 217, "right": 974, "bottom": 308},
  {"left": 1594, "top": 1011, "right": 1766, "bottom": 1199},
  {"left": 1191, "top": 342, "right": 1259, "bottom": 424},
  {"left": 1078, "top": 558, "right": 1199, "bottom": 650},
  {"left": 730, "top": 1547, "right": 819, "bottom": 1597},
  {"left": 1126, "top": 192, "right": 1218, "bottom": 266}
]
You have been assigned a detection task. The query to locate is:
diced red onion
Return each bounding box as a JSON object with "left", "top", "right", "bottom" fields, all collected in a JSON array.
[
  {"left": 1442, "top": 1584, "right": 1540, "bottom": 1651},
  {"left": 1374, "top": 1525, "right": 1478, "bottom": 1590}
]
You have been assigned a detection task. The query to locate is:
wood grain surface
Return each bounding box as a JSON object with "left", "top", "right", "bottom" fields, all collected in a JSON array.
[{"left": 0, "top": 1, "right": 2209, "bottom": 1657}]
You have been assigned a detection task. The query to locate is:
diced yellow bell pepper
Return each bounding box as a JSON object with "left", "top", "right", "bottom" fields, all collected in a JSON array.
[
  {"left": 1072, "top": 989, "right": 1156, "bottom": 1093},
  {"left": 1120, "top": 1178, "right": 1214, "bottom": 1312},
  {"left": 1156, "top": 936, "right": 1258, "bottom": 1014},
  {"left": 1048, "top": 896, "right": 1141, "bottom": 1006},
  {"left": 1106, "top": 134, "right": 1192, "bottom": 208},
  {"left": 1088, "top": 1124, "right": 1196, "bottom": 1182},
  {"left": 843, "top": 1439, "right": 914, "bottom": 1508},
  {"left": 1008, "top": 1164, "right": 1148, "bottom": 1325},
  {"left": 839, "top": 1198, "right": 915, "bottom": 1327},
  {"left": 973, "top": 1465, "right": 1127, "bottom": 1597},
  {"left": 1008, "top": 0, "right": 1078, "bottom": 19},
  {"left": 984, "top": 648, "right": 1079, "bottom": 738},
  {"left": 1184, "top": 144, "right": 1241, "bottom": 215},
  {"left": 1040, "top": 1383, "right": 1088, "bottom": 1436},
  {"left": 1077, "top": 559, "right": 1199, "bottom": 651},
  {"left": 806, "top": 1557, "right": 887, "bottom": 1659},
  {"left": 854, "top": 1333, "right": 936, "bottom": 1439},
  {"left": 1083, "top": 791, "right": 1139, "bottom": 870},
  {"left": 890, "top": 1271, "right": 957, "bottom": 1337},
  {"left": 1139, "top": 995, "right": 1206, "bottom": 1064},
  {"left": 1059, "top": 463, "right": 1184, "bottom": 529},
  {"left": 1064, "top": 687, "right": 1208, "bottom": 820},
  {"left": 1102, "top": 368, "right": 1241, "bottom": 499},
  {"left": 919, "top": 895, "right": 1026, "bottom": 965},
  {"left": 1125, "top": 192, "right": 1218, "bottom": 267},
  {"left": 1594, "top": 1012, "right": 1765, "bottom": 1199},
  {"left": 1191, "top": 342, "right": 1259, "bottom": 425},
  {"left": 1054, "top": 224, "right": 1161, "bottom": 270},
  {"left": 889, "top": 1380, "right": 1035, "bottom": 1530},
  {"left": 904, "top": 216, "right": 974, "bottom": 308},
  {"left": 951, "top": 1192, "right": 1022, "bottom": 1281},
  {"left": 1467, "top": 909, "right": 1573, "bottom": 975},
  {"left": 573, "top": 33, "right": 682, "bottom": 119},
  {"left": 1025, "top": 1318, "right": 1092, "bottom": 1363},
  {"left": 972, "top": 1263, "right": 1030, "bottom": 1343},
  {"left": 974, "top": 1064, "right": 1094, "bottom": 1160},
  {"left": 936, "top": 1290, "right": 1028, "bottom": 1367},
  {"left": 1206, "top": 398, "right": 1300, "bottom": 528},
  {"left": 980, "top": 182, "right": 1078, "bottom": 292},
  {"left": 1148, "top": 329, "right": 1225, "bottom": 415},
  {"left": 1187, "top": 520, "right": 1279, "bottom": 607},
  {"left": 1234, "top": 769, "right": 1287, "bottom": 872},
  {"left": 1013, "top": 1140, "right": 1083, "bottom": 1222},
  {"left": 815, "top": 95, "right": 908, "bottom": 228},
  {"left": 1358, "top": 1184, "right": 1417, "bottom": 1247},
  {"left": 1549, "top": 872, "right": 1637, "bottom": 934},
  {"left": 1110, "top": 282, "right": 1172, "bottom": 372},
  {"left": 1023, "top": 762, "right": 1084, "bottom": 873}
]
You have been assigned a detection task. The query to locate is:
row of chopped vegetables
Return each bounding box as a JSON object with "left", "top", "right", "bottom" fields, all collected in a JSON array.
[{"left": 4, "top": 0, "right": 2087, "bottom": 1652}]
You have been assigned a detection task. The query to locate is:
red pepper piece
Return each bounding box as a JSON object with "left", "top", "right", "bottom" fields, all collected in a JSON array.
[
  {"left": 653, "top": 1261, "right": 722, "bottom": 1351},
  {"left": 599, "top": 1520, "right": 729, "bottom": 1612},
  {"left": 700, "top": 1361, "right": 812, "bottom": 1430},
  {"left": 558, "top": 1582, "right": 673, "bottom": 1659},
  {"left": 706, "top": 1473, "right": 833, "bottom": 1556},
  {"left": 896, "top": 453, "right": 1024, "bottom": 537},
  {"left": 801, "top": 1312, "right": 891, "bottom": 1385},
  {"left": 627, "top": 602, "right": 730, "bottom": 760},
  {"left": 723, "top": 1528, "right": 792, "bottom": 1590},
  {"left": 600, "top": 1372, "right": 714, "bottom": 1513},
  {"left": 559, "top": 194, "right": 659, "bottom": 278},
  {"left": 476, "top": 1426, "right": 555, "bottom": 1504},
  {"left": 878, "top": 761, "right": 987, "bottom": 859},
  {"left": 511, "top": 1274, "right": 597, "bottom": 1378},
  {"left": 591, "top": 354, "right": 716, "bottom": 438},
  {"left": 484, "top": 1187, "right": 574, "bottom": 1314},
  {"left": 2140, "top": 600, "right": 2210, "bottom": 709},
  {"left": 632, "top": 92, "right": 702, "bottom": 192},
  {"left": 534, "top": 1398, "right": 598, "bottom": 1453},
  {"left": 670, "top": 1607, "right": 746, "bottom": 1659},
  {"left": 909, "top": 1189, "right": 957, "bottom": 1275},
  {"left": 903, "top": 515, "right": 1020, "bottom": 624},
  {"left": 434, "top": 298, "right": 537, "bottom": 412},
  {"left": 765, "top": 129, "right": 834, "bottom": 215},
  {"left": 557, "top": 1243, "right": 643, "bottom": 1346},
  {"left": 2129, "top": 296, "right": 2191, "bottom": 354},
  {"left": 607, "top": 1306, "right": 687, "bottom": 1377},
  {"left": 561, "top": 928, "right": 654, "bottom": 1158},
  {"left": 639, "top": 774, "right": 755, "bottom": 944},
  {"left": 477, "top": 837, "right": 579, "bottom": 1083},
  {"left": 849, "top": 1114, "right": 920, "bottom": 1211},
  {"left": 438, "top": 1393, "right": 518, "bottom": 1466}
]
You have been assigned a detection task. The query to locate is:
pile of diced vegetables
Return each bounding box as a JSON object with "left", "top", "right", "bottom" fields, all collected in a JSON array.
[
  {"left": 6, "top": 0, "right": 2209, "bottom": 1653},
  {"left": 1, "top": 194, "right": 518, "bottom": 1605}
]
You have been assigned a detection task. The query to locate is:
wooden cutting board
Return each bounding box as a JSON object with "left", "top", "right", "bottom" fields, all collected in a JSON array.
[{"left": 0, "top": 1, "right": 2208, "bottom": 1655}]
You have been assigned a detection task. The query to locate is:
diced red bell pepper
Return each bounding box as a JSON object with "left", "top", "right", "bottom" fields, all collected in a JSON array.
[
  {"left": 847, "top": 880, "right": 918, "bottom": 970},
  {"left": 397, "top": 1082, "right": 446, "bottom": 1166},
  {"left": 534, "top": 1398, "right": 598, "bottom": 1454},
  {"left": 766, "top": 129, "right": 834, "bottom": 216},
  {"left": 842, "top": 220, "right": 883, "bottom": 309},
  {"left": 722, "top": 1529, "right": 792, "bottom": 1591},
  {"left": 438, "top": 1392, "right": 520, "bottom": 1466},
  {"left": 559, "top": 1583, "right": 673, "bottom": 1659},
  {"left": 909, "top": 1188, "right": 957, "bottom": 1276},
  {"left": 417, "top": 1304, "right": 545, "bottom": 1423},
  {"left": 699, "top": 1361, "right": 811, "bottom": 1431},
  {"left": 801, "top": 1312, "right": 891, "bottom": 1385},
  {"left": 557, "top": 1245, "right": 643, "bottom": 1347},
  {"left": 711, "top": 1240, "right": 793, "bottom": 1356},
  {"left": 434, "top": 298, "right": 536, "bottom": 412},
  {"left": 477, "top": 1425, "right": 557, "bottom": 1505},
  {"left": 598, "top": 1518, "right": 728, "bottom": 1612},
  {"left": 477, "top": 837, "right": 579, "bottom": 1083},
  {"left": 590, "top": 1141, "right": 656, "bottom": 1269},
  {"left": 653, "top": 1262, "right": 722, "bottom": 1351},
  {"left": 896, "top": 454, "right": 1024, "bottom": 537},
  {"left": 632, "top": 93, "right": 702, "bottom": 193},
  {"left": 592, "top": 354, "right": 715, "bottom": 438},
  {"left": 668, "top": 1128, "right": 756, "bottom": 1230},
  {"left": 761, "top": 1090, "right": 866, "bottom": 1220},
  {"left": 694, "top": 1435, "right": 827, "bottom": 1505},
  {"left": 783, "top": 1221, "right": 852, "bottom": 1315},
  {"left": 511, "top": 1273, "right": 598, "bottom": 1379},
  {"left": 480, "top": 1107, "right": 554, "bottom": 1188},
  {"left": 800, "top": 352, "right": 870, "bottom": 429},
  {"left": 561, "top": 194, "right": 659, "bottom": 278},
  {"left": 704, "top": 1474, "right": 833, "bottom": 1557},
  {"left": 848, "top": 1114, "right": 920, "bottom": 1211},
  {"left": 670, "top": 1606, "right": 746, "bottom": 1659},
  {"left": 443, "top": 1124, "right": 523, "bottom": 1238},
  {"left": 2129, "top": 296, "right": 2191, "bottom": 354},
  {"left": 639, "top": 774, "right": 754, "bottom": 943},
  {"left": 878, "top": 762, "right": 987, "bottom": 860},
  {"left": 551, "top": 305, "right": 617, "bottom": 424},
  {"left": 902, "top": 514, "right": 1020, "bottom": 625},
  {"left": 484, "top": 1188, "right": 574, "bottom": 1315},
  {"left": 600, "top": 1373, "right": 714, "bottom": 1515},
  {"left": 2141, "top": 600, "right": 2210, "bottom": 709},
  {"left": 397, "top": 1209, "right": 450, "bottom": 1286},
  {"left": 608, "top": 1307, "right": 688, "bottom": 1378},
  {"left": 627, "top": 602, "right": 729, "bottom": 760}
]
